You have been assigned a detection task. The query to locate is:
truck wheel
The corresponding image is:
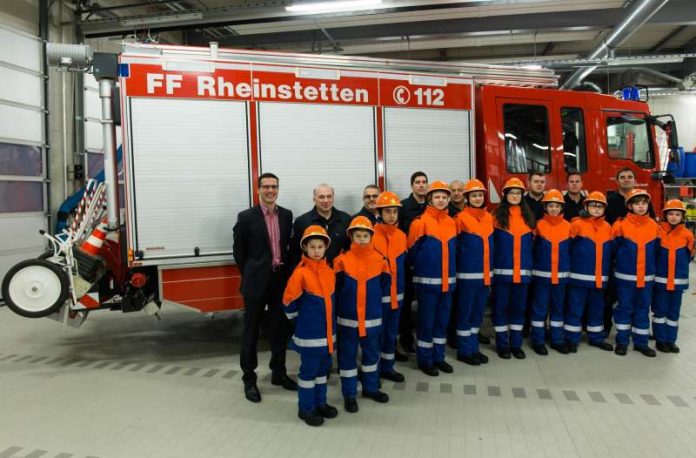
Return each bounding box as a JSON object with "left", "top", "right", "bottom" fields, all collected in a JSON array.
[{"left": 1, "top": 259, "right": 69, "bottom": 318}]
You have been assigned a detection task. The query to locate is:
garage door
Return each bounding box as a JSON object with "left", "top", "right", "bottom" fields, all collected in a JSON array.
[{"left": 0, "top": 24, "right": 47, "bottom": 287}]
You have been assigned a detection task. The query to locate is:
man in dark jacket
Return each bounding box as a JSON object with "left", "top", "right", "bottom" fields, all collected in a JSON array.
[
  {"left": 448, "top": 180, "right": 466, "bottom": 217},
  {"left": 353, "top": 184, "right": 380, "bottom": 225},
  {"left": 605, "top": 167, "right": 655, "bottom": 225},
  {"left": 524, "top": 171, "right": 546, "bottom": 220},
  {"left": 291, "top": 183, "right": 351, "bottom": 267},
  {"left": 563, "top": 172, "right": 586, "bottom": 221},
  {"left": 233, "top": 173, "right": 296, "bottom": 403}
]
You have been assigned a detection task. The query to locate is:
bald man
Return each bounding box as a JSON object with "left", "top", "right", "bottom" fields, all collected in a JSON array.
[{"left": 448, "top": 180, "right": 466, "bottom": 217}]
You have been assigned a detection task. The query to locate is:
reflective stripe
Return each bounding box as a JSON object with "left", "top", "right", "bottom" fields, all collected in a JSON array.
[
  {"left": 532, "top": 270, "right": 570, "bottom": 278},
  {"left": 362, "top": 363, "right": 378, "bottom": 373},
  {"left": 493, "top": 268, "right": 532, "bottom": 276},
  {"left": 315, "top": 376, "right": 327, "bottom": 384},
  {"left": 494, "top": 325, "right": 509, "bottom": 332},
  {"left": 395, "top": 293, "right": 404, "bottom": 301},
  {"left": 587, "top": 325, "right": 604, "bottom": 332},
  {"left": 417, "top": 339, "right": 433, "bottom": 348},
  {"left": 471, "top": 327, "right": 480, "bottom": 334},
  {"left": 381, "top": 296, "right": 391, "bottom": 303},
  {"left": 456, "top": 329, "right": 471, "bottom": 337},
  {"left": 632, "top": 327, "right": 649, "bottom": 335},
  {"left": 293, "top": 336, "right": 332, "bottom": 348},
  {"left": 550, "top": 321, "right": 564, "bottom": 328},
  {"left": 531, "top": 320, "right": 545, "bottom": 327},
  {"left": 337, "top": 317, "right": 382, "bottom": 328},
  {"left": 380, "top": 352, "right": 394, "bottom": 360},
  {"left": 509, "top": 324, "right": 524, "bottom": 331},
  {"left": 652, "top": 317, "right": 667, "bottom": 324},
  {"left": 569, "top": 273, "right": 608, "bottom": 282},
  {"left": 655, "top": 276, "right": 689, "bottom": 285},
  {"left": 298, "top": 379, "right": 315, "bottom": 389},
  {"left": 413, "top": 276, "right": 442, "bottom": 285},
  {"left": 614, "top": 272, "right": 655, "bottom": 282},
  {"left": 564, "top": 324, "right": 582, "bottom": 332},
  {"left": 615, "top": 323, "right": 631, "bottom": 331},
  {"left": 457, "top": 272, "right": 484, "bottom": 280},
  {"left": 666, "top": 319, "right": 679, "bottom": 327},
  {"left": 433, "top": 337, "right": 447, "bottom": 344},
  {"left": 285, "top": 312, "right": 298, "bottom": 319},
  {"left": 340, "top": 369, "right": 358, "bottom": 378}
]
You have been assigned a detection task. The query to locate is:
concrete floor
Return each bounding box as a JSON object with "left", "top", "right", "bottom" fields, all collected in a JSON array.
[{"left": 1, "top": 276, "right": 696, "bottom": 458}]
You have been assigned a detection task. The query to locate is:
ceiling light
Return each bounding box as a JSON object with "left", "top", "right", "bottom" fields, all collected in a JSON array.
[
  {"left": 120, "top": 12, "right": 203, "bottom": 27},
  {"left": 285, "top": 0, "right": 382, "bottom": 14}
]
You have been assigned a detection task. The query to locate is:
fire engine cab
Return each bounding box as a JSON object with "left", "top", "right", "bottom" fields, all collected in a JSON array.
[{"left": 0, "top": 42, "right": 679, "bottom": 324}]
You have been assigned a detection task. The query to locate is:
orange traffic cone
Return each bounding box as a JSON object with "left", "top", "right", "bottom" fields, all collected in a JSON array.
[{"left": 80, "top": 219, "right": 108, "bottom": 256}]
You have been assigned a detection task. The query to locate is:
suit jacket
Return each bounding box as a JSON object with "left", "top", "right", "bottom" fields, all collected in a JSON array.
[{"left": 233, "top": 204, "right": 293, "bottom": 299}]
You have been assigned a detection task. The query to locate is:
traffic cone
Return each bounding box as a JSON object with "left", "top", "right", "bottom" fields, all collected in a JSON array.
[{"left": 80, "top": 219, "right": 108, "bottom": 256}]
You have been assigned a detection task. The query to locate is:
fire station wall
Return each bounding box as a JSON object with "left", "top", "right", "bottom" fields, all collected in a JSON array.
[{"left": 649, "top": 95, "right": 696, "bottom": 152}]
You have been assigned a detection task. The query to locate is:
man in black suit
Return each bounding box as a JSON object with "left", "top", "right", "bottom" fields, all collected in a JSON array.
[{"left": 233, "top": 172, "right": 297, "bottom": 403}]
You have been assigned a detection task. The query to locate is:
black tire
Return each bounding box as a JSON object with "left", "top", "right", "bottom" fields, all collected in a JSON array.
[{"left": 1, "top": 259, "right": 69, "bottom": 318}]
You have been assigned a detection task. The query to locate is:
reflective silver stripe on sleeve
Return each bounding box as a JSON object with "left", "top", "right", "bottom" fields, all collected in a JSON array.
[
  {"left": 381, "top": 296, "right": 391, "bottom": 303},
  {"left": 285, "top": 312, "right": 298, "bottom": 319},
  {"left": 292, "top": 336, "right": 329, "bottom": 347},
  {"left": 336, "top": 317, "right": 382, "bottom": 328},
  {"left": 413, "top": 276, "right": 442, "bottom": 285},
  {"left": 340, "top": 369, "right": 358, "bottom": 378},
  {"left": 569, "top": 272, "right": 608, "bottom": 282},
  {"left": 655, "top": 276, "right": 689, "bottom": 285},
  {"left": 298, "top": 379, "right": 315, "bottom": 389}
]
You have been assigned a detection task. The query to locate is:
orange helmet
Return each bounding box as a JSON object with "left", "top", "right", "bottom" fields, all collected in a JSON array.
[
  {"left": 541, "top": 189, "right": 564, "bottom": 204},
  {"left": 463, "top": 179, "right": 486, "bottom": 195},
  {"left": 426, "top": 180, "right": 451, "bottom": 198},
  {"left": 502, "top": 177, "right": 525, "bottom": 193},
  {"left": 300, "top": 225, "right": 330, "bottom": 247},
  {"left": 376, "top": 191, "right": 402, "bottom": 208},
  {"left": 625, "top": 188, "right": 651, "bottom": 207},
  {"left": 663, "top": 199, "right": 686, "bottom": 213},
  {"left": 584, "top": 191, "right": 607, "bottom": 206},
  {"left": 347, "top": 215, "right": 374, "bottom": 234}
]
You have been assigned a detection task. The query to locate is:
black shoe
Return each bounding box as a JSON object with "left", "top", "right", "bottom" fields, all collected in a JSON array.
[
  {"left": 317, "top": 403, "right": 338, "bottom": 419},
  {"left": 363, "top": 390, "right": 389, "bottom": 403},
  {"left": 457, "top": 354, "right": 480, "bottom": 366},
  {"left": 588, "top": 341, "right": 613, "bottom": 352},
  {"left": 532, "top": 344, "right": 548, "bottom": 356},
  {"left": 435, "top": 360, "right": 454, "bottom": 374},
  {"left": 634, "top": 346, "right": 657, "bottom": 358},
  {"left": 497, "top": 349, "right": 511, "bottom": 360},
  {"left": 614, "top": 344, "right": 627, "bottom": 356},
  {"left": 244, "top": 383, "right": 262, "bottom": 403},
  {"left": 419, "top": 365, "right": 439, "bottom": 376},
  {"left": 394, "top": 350, "right": 409, "bottom": 362},
  {"left": 475, "top": 352, "right": 489, "bottom": 364},
  {"left": 400, "top": 339, "right": 416, "bottom": 354},
  {"left": 669, "top": 343, "right": 680, "bottom": 353},
  {"left": 511, "top": 348, "right": 526, "bottom": 359},
  {"left": 478, "top": 334, "right": 491, "bottom": 345},
  {"left": 567, "top": 343, "right": 578, "bottom": 354},
  {"left": 344, "top": 398, "right": 359, "bottom": 413},
  {"left": 271, "top": 373, "right": 298, "bottom": 391},
  {"left": 298, "top": 409, "right": 324, "bottom": 426},
  {"left": 380, "top": 370, "right": 405, "bottom": 383},
  {"left": 656, "top": 342, "right": 671, "bottom": 353},
  {"left": 550, "top": 343, "right": 569, "bottom": 354}
]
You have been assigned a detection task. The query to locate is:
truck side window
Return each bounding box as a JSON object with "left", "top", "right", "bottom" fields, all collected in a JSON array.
[
  {"left": 561, "top": 107, "right": 587, "bottom": 173},
  {"left": 606, "top": 116, "right": 654, "bottom": 168},
  {"left": 503, "top": 104, "right": 550, "bottom": 174}
]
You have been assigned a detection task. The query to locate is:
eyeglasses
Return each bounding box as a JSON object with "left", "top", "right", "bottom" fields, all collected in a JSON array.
[{"left": 363, "top": 194, "right": 379, "bottom": 200}]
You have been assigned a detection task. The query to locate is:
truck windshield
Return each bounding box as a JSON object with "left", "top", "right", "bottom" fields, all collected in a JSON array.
[
  {"left": 503, "top": 104, "right": 551, "bottom": 174},
  {"left": 606, "top": 116, "right": 654, "bottom": 168}
]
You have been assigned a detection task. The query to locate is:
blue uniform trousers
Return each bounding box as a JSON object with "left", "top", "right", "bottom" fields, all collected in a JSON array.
[
  {"left": 530, "top": 283, "right": 566, "bottom": 346},
  {"left": 456, "top": 283, "right": 489, "bottom": 356},
  {"left": 415, "top": 287, "right": 452, "bottom": 367},
  {"left": 297, "top": 350, "right": 332, "bottom": 414},
  {"left": 380, "top": 302, "right": 402, "bottom": 374},
  {"left": 652, "top": 288, "right": 683, "bottom": 344},
  {"left": 614, "top": 283, "right": 652, "bottom": 347},
  {"left": 492, "top": 282, "right": 528, "bottom": 351},
  {"left": 338, "top": 325, "right": 381, "bottom": 399},
  {"left": 566, "top": 285, "right": 606, "bottom": 345}
]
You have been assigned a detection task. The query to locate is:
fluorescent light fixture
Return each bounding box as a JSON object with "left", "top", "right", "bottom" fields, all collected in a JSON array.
[
  {"left": 296, "top": 67, "right": 340, "bottom": 80},
  {"left": 120, "top": 12, "right": 203, "bottom": 27},
  {"left": 409, "top": 75, "right": 447, "bottom": 87},
  {"left": 286, "top": 0, "right": 382, "bottom": 14}
]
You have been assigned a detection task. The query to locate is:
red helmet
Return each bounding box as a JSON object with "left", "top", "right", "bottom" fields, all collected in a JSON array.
[
  {"left": 376, "top": 191, "right": 402, "bottom": 208},
  {"left": 347, "top": 215, "right": 374, "bottom": 234},
  {"left": 426, "top": 181, "right": 451, "bottom": 198},
  {"left": 502, "top": 177, "right": 525, "bottom": 193},
  {"left": 463, "top": 179, "right": 486, "bottom": 195},
  {"left": 300, "top": 225, "right": 330, "bottom": 247},
  {"left": 584, "top": 191, "right": 607, "bottom": 206},
  {"left": 541, "top": 189, "right": 564, "bottom": 205},
  {"left": 662, "top": 199, "right": 686, "bottom": 213},
  {"left": 625, "top": 188, "right": 651, "bottom": 208}
]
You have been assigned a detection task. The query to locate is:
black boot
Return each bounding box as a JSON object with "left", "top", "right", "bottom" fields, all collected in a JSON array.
[
  {"left": 655, "top": 342, "right": 671, "bottom": 353},
  {"left": 394, "top": 349, "right": 409, "bottom": 362},
  {"left": 532, "top": 344, "right": 548, "bottom": 356},
  {"left": 566, "top": 343, "right": 578, "bottom": 354},
  {"left": 435, "top": 360, "right": 454, "bottom": 374},
  {"left": 419, "top": 365, "right": 439, "bottom": 376},
  {"left": 363, "top": 390, "right": 389, "bottom": 403},
  {"left": 497, "top": 349, "right": 511, "bottom": 359},
  {"left": 380, "top": 370, "right": 405, "bottom": 383},
  {"left": 588, "top": 341, "right": 613, "bottom": 351},
  {"left": 511, "top": 348, "right": 526, "bottom": 359},
  {"left": 317, "top": 403, "right": 338, "bottom": 419},
  {"left": 614, "top": 344, "right": 627, "bottom": 356},
  {"left": 550, "top": 343, "right": 569, "bottom": 354},
  {"left": 457, "top": 354, "right": 480, "bottom": 366},
  {"left": 475, "top": 352, "right": 489, "bottom": 364},
  {"left": 634, "top": 345, "right": 657, "bottom": 358},
  {"left": 344, "top": 398, "right": 359, "bottom": 413},
  {"left": 478, "top": 334, "right": 491, "bottom": 345},
  {"left": 298, "top": 410, "right": 324, "bottom": 426},
  {"left": 669, "top": 343, "right": 680, "bottom": 353}
]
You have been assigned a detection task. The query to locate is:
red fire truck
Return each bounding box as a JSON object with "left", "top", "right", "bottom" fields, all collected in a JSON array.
[{"left": 1, "top": 42, "right": 678, "bottom": 324}]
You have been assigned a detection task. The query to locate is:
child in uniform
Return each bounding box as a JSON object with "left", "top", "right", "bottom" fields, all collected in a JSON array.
[{"left": 283, "top": 225, "right": 338, "bottom": 427}]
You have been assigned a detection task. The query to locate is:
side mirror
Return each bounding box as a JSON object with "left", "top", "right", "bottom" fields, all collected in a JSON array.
[{"left": 665, "top": 120, "right": 679, "bottom": 150}]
